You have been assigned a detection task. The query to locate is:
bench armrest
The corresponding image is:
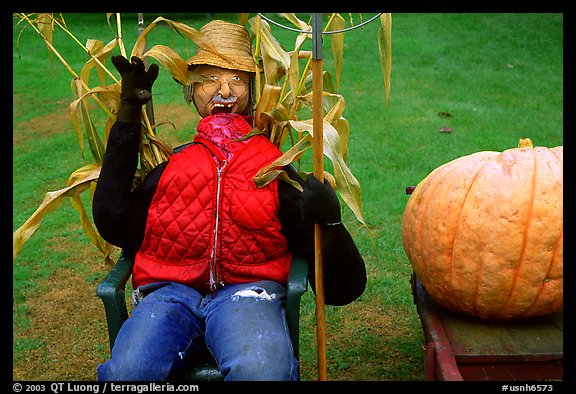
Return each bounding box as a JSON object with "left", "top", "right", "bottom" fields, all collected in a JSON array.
[
  {"left": 96, "top": 254, "right": 134, "bottom": 351},
  {"left": 286, "top": 255, "right": 308, "bottom": 359}
]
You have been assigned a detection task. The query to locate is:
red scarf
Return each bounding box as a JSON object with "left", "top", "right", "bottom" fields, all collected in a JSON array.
[{"left": 195, "top": 113, "right": 253, "bottom": 162}]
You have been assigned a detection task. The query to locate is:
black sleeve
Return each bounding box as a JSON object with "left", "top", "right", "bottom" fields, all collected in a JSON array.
[
  {"left": 278, "top": 166, "right": 367, "bottom": 306},
  {"left": 92, "top": 121, "right": 167, "bottom": 258}
]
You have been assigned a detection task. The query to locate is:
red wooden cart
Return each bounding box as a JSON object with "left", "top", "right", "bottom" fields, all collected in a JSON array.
[{"left": 411, "top": 273, "right": 563, "bottom": 381}]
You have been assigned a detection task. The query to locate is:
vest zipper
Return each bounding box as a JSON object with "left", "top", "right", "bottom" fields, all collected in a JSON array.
[{"left": 210, "top": 160, "right": 227, "bottom": 291}]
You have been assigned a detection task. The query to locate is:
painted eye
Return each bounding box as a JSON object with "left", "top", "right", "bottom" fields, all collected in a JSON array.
[
  {"left": 229, "top": 76, "right": 248, "bottom": 89},
  {"left": 200, "top": 76, "right": 220, "bottom": 94}
]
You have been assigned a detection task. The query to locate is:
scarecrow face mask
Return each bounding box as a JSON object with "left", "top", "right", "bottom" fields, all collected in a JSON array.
[{"left": 192, "top": 65, "right": 251, "bottom": 117}]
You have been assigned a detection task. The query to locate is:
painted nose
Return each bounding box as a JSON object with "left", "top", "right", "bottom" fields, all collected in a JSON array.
[{"left": 219, "top": 81, "right": 231, "bottom": 98}]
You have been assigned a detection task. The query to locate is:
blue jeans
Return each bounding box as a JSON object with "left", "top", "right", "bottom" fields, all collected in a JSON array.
[{"left": 97, "top": 280, "right": 299, "bottom": 381}]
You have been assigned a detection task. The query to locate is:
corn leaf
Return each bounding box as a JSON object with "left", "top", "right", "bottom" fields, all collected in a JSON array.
[
  {"left": 67, "top": 165, "right": 114, "bottom": 267},
  {"left": 131, "top": 16, "right": 224, "bottom": 66},
  {"left": 285, "top": 21, "right": 310, "bottom": 105},
  {"left": 148, "top": 134, "right": 175, "bottom": 159},
  {"left": 253, "top": 134, "right": 312, "bottom": 189},
  {"left": 255, "top": 84, "right": 282, "bottom": 133},
  {"left": 326, "top": 14, "right": 345, "bottom": 90},
  {"left": 13, "top": 165, "right": 101, "bottom": 263},
  {"left": 281, "top": 13, "right": 308, "bottom": 30},
  {"left": 237, "top": 13, "right": 250, "bottom": 26},
  {"left": 249, "top": 17, "right": 281, "bottom": 86},
  {"left": 299, "top": 70, "right": 337, "bottom": 108},
  {"left": 323, "top": 91, "right": 346, "bottom": 124},
  {"left": 333, "top": 117, "right": 350, "bottom": 162},
  {"left": 106, "top": 13, "right": 115, "bottom": 32},
  {"left": 69, "top": 79, "right": 85, "bottom": 156},
  {"left": 143, "top": 44, "right": 192, "bottom": 85},
  {"left": 281, "top": 13, "right": 310, "bottom": 53},
  {"left": 289, "top": 119, "right": 366, "bottom": 225},
  {"left": 37, "top": 13, "right": 54, "bottom": 61},
  {"left": 249, "top": 17, "right": 290, "bottom": 69},
  {"left": 82, "top": 39, "right": 104, "bottom": 85},
  {"left": 95, "top": 83, "right": 121, "bottom": 116},
  {"left": 288, "top": 45, "right": 302, "bottom": 103},
  {"left": 70, "top": 79, "right": 106, "bottom": 164},
  {"left": 254, "top": 168, "right": 285, "bottom": 189},
  {"left": 81, "top": 37, "right": 119, "bottom": 87},
  {"left": 251, "top": 15, "right": 263, "bottom": 104},
  {"left": 259, "top": 20, "right": 291, "bottom": 69},
  {"left": 378, "top": 13, "right": 392, "bottom": 109},
  {"left": 70, "top": 194, "right": 113, "bottom": 267},
  {"left": 277, "top": 171, "right": 305, "bottom": 191},
  {"left": 262, "top": 50, "right": 280, "bottom": 85},
  {"left": 103, "top": 115, "right": 116, "bottom": 143}
]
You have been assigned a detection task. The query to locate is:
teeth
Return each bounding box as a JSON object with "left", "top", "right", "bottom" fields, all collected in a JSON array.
[{"left": 214, "top": 103, "right": 234, "bottom": 107}]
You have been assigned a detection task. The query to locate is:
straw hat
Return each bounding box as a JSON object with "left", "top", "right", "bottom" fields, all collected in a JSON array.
[{"left": 187, "top": 20, "right": 257, "bottom": 73}]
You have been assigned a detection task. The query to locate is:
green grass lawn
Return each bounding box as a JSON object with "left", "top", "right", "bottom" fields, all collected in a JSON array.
[{"left": 13, "top": 13, "right": 563, "bottom": 381}]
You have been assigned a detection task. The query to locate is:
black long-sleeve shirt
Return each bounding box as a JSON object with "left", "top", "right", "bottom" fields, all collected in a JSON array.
[{"left": 93, "top": 121, "right": 366, "bottom": 305}]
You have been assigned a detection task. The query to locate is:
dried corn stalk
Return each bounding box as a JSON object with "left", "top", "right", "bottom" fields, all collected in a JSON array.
[{"left": 13, "top": 13, "right": 392, "bottom": 265}]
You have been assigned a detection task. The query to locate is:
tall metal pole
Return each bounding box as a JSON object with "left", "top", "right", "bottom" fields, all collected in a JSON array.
[
  {"left": 311, "top": 12, "right": 327, "bottom": 382},
  {"left": 256, "top": 12, "right": 384, "bottom": 381}
]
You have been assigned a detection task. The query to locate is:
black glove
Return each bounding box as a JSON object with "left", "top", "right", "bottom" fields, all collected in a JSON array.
[
  {"left": 112, "top": 55, "right": 159, "bottom": 123},
  {"left": 298, "top": 174, "right": 342, "bottom": 225}
]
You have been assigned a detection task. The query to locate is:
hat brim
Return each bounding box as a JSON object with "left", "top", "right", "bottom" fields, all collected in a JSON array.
[{"left": 187, "top": 51, "right": 257, "bottom": 74}]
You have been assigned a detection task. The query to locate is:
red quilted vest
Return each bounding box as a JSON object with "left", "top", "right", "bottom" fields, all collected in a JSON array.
[{"left": 133, "top": 116, "right": 291, "bottom": 293}]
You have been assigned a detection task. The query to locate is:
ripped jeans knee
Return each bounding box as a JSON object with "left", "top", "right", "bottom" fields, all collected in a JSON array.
[{"left": 202, "top": 281, "right": 298, "bottom": 381}]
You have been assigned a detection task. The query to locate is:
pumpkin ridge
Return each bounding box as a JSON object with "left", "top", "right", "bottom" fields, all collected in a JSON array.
[
  {"left": 418, "top": 155, "right": 474, "bottom": 309},
  {"left": 454, "top": 158, "right": 492, "bottom": 317},
  {"left": 496, "top": 148, "right": 538, "bottom": 317},
  {"left": 515, "top": 147, "right": 563, "bottom": 318},
  {"left": 416, "top": 170, "right": 443, "bottom": 287},
  {"left": 414, "top": 161, "right": 454, "bottom": 286},
  {"left": 521, "top": 232, "right": 562, "bottom": 317}
]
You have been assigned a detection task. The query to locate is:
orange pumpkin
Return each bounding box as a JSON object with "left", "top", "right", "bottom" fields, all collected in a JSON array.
[{"left": 402, "top": 139, "right": 563, "bottom": 320}]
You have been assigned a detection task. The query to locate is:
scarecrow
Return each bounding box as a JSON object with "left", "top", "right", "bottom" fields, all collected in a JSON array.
[{"left": 92, "top": 19, "right": 366, "bottom": 381}]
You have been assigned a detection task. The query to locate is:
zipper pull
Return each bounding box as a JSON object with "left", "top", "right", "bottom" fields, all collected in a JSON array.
[{"left": 218, "top": 160, "right": 228, "bottom": 176}]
